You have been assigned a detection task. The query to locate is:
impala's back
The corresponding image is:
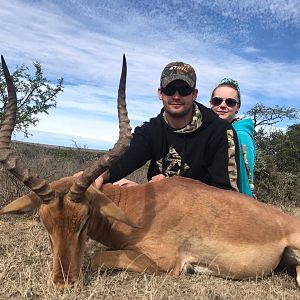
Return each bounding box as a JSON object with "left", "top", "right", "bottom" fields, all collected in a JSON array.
[{"left": 89, "top": 177, "right": 300, "bottom": 283}]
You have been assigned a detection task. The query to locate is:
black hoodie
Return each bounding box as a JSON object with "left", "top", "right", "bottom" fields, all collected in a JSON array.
[{"left": 109, "top": 102, "right": 240, "bottom": 191}]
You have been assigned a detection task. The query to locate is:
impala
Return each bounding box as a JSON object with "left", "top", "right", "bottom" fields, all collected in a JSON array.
[{"left": 1, "top": 55, "right": 300, "bottom": 289}]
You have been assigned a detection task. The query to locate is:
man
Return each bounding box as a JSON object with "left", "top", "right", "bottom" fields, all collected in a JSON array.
[{"left": 96, "top": 61, "right": 240, "bottom": 191}]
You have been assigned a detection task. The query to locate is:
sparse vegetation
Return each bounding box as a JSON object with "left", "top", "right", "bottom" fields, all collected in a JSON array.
[
  {"left": 0, "top": 140, "right": 299, "bottom": 299},
  {"left": 253, "top": 124, "right": 300, "bottom": 208}
]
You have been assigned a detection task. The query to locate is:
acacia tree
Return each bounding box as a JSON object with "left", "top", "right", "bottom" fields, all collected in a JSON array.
[
  {"left": 243, "top": 103, "right": 299, "bottom": 204},
  {"left": 0, "top": 61, "right": 63, "bottom": 136},
  {"left": 245, "top": 103, "right": 299, "bottom": 129}
]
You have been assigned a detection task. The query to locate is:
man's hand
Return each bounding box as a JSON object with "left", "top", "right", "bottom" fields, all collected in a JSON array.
[
  {"left": 73, "top": 171, "right": 83, "bottom": 177},
  {"left": 113, "top": 178, "right": 139, "bottom": 187},
  {"left": 149, "top": 174, "right": 166, "bottom": 182},
  {"left": 94, "top": 174, "right": 105, "bottom": 190},
  {"left": 73, "top": 171, "right": 105, "bottom": 190}
]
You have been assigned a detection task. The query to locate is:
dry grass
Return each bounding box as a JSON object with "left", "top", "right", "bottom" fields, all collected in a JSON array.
[
  {"left": 0, "top": 142, "right": 299, "bottom": 299},
  {"left": 1, "top": 215, "right": 299, "bottom": 300}
]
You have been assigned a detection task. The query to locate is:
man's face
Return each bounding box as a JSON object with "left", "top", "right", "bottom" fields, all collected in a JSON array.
[{"left": 158, "top": 80, "right": 198, "bottom": 119}]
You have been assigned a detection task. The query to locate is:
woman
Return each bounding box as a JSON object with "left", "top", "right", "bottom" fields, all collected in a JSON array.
[{"left": 210, "top": 78, "right": 256, "bottom": 197}]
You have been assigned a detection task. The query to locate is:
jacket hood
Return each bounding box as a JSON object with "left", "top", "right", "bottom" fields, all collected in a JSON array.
[{"left": 232, "top": 118, "right": 254, "bottom": 137}]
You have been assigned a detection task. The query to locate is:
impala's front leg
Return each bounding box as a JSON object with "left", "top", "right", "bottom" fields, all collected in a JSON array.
[{"left": 91, "top": 249, "right": 161, "bottom": 274}]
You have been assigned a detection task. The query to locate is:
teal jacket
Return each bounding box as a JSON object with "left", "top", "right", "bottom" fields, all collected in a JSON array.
[{"left": 232, "top": 118, "right": 256, "bottom": 197}]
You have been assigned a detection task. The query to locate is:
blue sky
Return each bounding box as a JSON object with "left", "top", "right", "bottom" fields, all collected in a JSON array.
[{"left": 1, "top": 0, "right": 299, "bottom": 149}]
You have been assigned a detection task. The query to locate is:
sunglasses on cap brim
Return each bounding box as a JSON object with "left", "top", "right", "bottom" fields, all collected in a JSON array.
[
  {"left": 161, "top": 85, "right": 194, "bottom": 97},
  {"left": 210, "top": 97, "right": 239, "bottom": 108}
]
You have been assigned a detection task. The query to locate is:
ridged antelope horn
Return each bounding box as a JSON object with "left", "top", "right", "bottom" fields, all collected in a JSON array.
[
  {"left": 0, "top": 55, "right": 55, "bottom": 203},
  {"left": 68, "top": 54, "right": 132, "bottom": 202}
]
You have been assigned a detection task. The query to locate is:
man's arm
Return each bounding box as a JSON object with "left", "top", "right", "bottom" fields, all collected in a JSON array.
[{"left": 108, "top": 122, "right": 153, "bottom": 183}]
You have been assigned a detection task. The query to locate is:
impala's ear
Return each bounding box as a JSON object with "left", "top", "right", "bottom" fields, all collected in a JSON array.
[
  {"left": 0, "top": 192, "right": 41, "bottom": 215},
  {"left": 89, "top": 185, "right": 140, "bottom": 228}
]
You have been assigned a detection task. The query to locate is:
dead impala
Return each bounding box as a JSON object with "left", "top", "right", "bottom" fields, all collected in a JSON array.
[{"left": 1, "top": 55, "right": 300, "bottom": 289}]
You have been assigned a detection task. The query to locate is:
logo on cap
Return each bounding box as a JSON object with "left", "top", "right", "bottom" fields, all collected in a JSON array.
[{"left": 160, "top": 62, "right": 196, "bottom": 88}]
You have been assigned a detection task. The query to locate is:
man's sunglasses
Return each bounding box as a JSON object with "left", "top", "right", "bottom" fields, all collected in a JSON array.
[
  {"left": 161, "top": 85, "right": 194, "bottom": 97},
  {"left": 210, "top": 97, "right": 238, "bottom": 108}
]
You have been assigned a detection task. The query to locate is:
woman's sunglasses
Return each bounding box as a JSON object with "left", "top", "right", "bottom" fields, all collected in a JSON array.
[
  {"left": 211, "top": 97, "right": 238, "bottom": 108},
  {"left": 161, "top": 85, "right": 194, "bottom": 97}
]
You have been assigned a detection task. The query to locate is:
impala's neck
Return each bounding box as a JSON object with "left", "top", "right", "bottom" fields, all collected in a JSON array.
[
  {"left": 87, "top": 184, "right": 132, "bottom": 247},
  {"left": 101, "top": 183, "right": 123, "bottom": 207},
  {"left": 87, "top": 203, "right": 114, "bottom": 247},
  {"left": 101, "top": 183, "right": 152, "bottom": 218},
  {"left": 87, "top": 183, "right": 153, "bottom": 248}
]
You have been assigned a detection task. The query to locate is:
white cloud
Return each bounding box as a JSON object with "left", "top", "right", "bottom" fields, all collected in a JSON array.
[
  {"left": 26, "top": 109, "right": 120, "bottom": 143},
  {"left": 243, "top": 47, "right": 260, "bottom": 54}
]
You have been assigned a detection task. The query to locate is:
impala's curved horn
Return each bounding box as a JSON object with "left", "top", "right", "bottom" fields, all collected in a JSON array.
[
  {"left": 0, "top": 55, "right": 54, "bottom": 203},
  {"left": 68, "top": 54, "right": 132, "bottom": 202}
]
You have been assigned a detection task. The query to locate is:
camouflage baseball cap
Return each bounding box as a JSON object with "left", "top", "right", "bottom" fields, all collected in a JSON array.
[{"left": 160, "top": 61, "right": 197, "bottom": 88}]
